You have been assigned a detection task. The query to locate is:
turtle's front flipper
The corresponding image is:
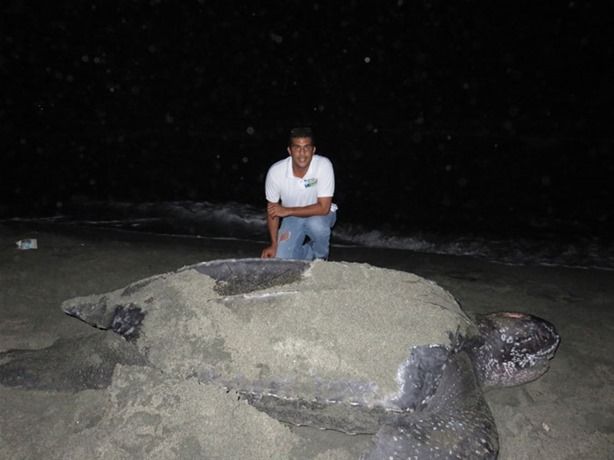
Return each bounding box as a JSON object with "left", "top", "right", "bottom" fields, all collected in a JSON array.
[{"left": 366, "top": 351, "right": 498, "bottom": 460}]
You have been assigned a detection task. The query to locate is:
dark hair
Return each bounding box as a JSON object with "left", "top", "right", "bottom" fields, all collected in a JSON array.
[{"left": 288, "top": 126, "right": 315, "bottom": 145}]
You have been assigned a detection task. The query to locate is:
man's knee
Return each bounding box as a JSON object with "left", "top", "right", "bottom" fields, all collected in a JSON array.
[{"left": 305, "top": 216, "right": 332, "bottom": 236}]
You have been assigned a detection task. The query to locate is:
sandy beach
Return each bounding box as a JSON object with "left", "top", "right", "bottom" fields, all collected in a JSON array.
[{"left": 1, "top": 222, "right": 613, "bottom": 459}]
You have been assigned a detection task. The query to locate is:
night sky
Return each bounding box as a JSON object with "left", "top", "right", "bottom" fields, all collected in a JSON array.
[{"left": 3, "top": 1, "right": 613, "bottom": 236}]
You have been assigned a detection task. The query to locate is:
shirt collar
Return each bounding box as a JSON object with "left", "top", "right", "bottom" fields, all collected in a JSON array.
[{"left": 286, "top": 155, "right": 316, "bottom": 179}]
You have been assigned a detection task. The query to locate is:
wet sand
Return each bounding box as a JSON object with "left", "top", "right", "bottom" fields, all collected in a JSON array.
[{"left": 1, "top": 222, "right": 613, "bottom": 459}]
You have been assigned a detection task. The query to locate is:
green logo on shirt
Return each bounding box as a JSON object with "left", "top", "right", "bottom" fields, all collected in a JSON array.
[{"left": 303, "top": 178, "right": 318, "bottom": 188}]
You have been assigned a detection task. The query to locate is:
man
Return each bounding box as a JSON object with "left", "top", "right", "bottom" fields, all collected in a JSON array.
[{"left": 261, "top": 127, "right": 337, "bottom": 260}]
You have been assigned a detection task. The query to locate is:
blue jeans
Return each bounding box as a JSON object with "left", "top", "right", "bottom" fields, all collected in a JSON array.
[{"left": 276, "top": 212, "right": 337, "bottom": 260}]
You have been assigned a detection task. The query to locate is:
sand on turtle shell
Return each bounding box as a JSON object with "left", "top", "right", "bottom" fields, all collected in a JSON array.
[{"left": 62, "top": 260, "right": 476, "bottom": 407}]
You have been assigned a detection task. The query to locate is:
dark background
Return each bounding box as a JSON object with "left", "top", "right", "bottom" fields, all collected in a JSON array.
[{"left": 3, "top": 1, "right": 613, "bottom": 236}]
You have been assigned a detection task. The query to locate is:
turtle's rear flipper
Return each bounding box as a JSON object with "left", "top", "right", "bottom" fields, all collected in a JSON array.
[
  {"left": 0, "top": 332, "right": 147, "bottom": 392},
  {"left": 367, "top": 351, "right": 498, "bottom": 459}
]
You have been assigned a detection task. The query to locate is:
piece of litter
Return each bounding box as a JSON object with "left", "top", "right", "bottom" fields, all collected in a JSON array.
[
  {"left": 542, "top": 422, "right": 551, "bottom": 432},
  {"left": 16, "top": 239, "right": 38, "bottom": 250}
]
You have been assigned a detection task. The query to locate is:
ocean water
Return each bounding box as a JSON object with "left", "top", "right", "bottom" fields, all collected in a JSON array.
[{"left": 7, "top": 200, "right": 613, "bottom": 271}]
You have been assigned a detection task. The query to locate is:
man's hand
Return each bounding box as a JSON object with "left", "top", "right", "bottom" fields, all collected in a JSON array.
[
  {"left": 267, "top": 202, "right": 289, "bottom": 218},
  {"left": 261, "top": 245, "right": 277, "bottom": 258}
]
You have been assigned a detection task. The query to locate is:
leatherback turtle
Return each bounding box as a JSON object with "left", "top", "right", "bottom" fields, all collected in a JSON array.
[{"left": 0, "top": 259, "right": 559, "bottom": 459}]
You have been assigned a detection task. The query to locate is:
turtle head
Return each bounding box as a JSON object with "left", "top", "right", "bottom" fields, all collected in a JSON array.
[{"left": 471, "top": 312, "right": 560, "bottom": 388}]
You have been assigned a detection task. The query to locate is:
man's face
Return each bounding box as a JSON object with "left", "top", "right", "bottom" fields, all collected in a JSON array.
[{"left": 287, "top": 137, "right": 316, "bottom": 171}]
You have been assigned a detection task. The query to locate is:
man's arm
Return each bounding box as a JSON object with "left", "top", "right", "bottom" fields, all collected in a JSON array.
[
  {"left": 261, "top": 204, "right": 281, "bottom": 258},
  {"left": 267, "top": 196, "right": 332, "bottom": 219}
]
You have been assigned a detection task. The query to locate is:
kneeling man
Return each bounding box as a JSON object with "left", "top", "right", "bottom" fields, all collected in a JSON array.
[{"left": 261, "top": 127, "right": 337, "bottom": 260}]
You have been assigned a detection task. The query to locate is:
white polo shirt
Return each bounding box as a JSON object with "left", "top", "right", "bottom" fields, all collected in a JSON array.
[{"left": 265, "top": 154, "right": 337, "bottom": 211}]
